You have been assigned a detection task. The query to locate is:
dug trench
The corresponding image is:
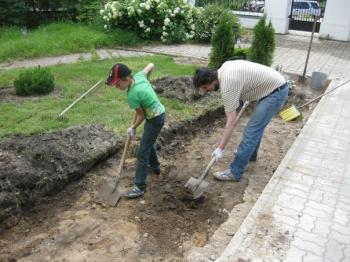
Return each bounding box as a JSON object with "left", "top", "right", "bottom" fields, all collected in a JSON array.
[{"left": 0, "top": 76, "right": 319, "bottom": 261}]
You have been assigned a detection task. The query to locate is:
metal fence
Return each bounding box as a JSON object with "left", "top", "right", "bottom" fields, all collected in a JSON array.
[{"left": 289, "top": 0, "right": 327, "bottom": 32}]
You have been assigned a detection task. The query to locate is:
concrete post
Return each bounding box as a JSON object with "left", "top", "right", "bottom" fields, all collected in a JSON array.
[
  {"left": 319, "top": 0, "right": 350, "bottom": 41},
  {"left": 264, "top": 0, "right": 291, "bottom": 34}
]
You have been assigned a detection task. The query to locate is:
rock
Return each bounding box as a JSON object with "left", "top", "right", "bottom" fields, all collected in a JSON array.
[
  {"left": 143, "top": 233, "right": 149, "bottom": 238},
  {"left": 140, "top": 200, "right": 146, "bottom": 205}
]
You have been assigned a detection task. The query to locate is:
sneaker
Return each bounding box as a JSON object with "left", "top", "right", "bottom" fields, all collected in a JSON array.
[
  {"left": 213, "top": 169, "right": 240, "bottom": 181},
  {"left": 125, "top": 186, "right": 146, "bottom": 198}
]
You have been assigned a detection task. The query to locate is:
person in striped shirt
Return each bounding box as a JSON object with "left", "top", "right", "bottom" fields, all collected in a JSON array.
[{"left": 193, "top": 60, "right": 289, "bottom": 181}]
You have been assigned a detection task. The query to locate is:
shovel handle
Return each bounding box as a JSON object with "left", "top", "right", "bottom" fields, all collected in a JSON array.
[
  {"left": 196, "top": 101, "right": 250, "bottom": 184},
  {"left": 115, "top": 113, "right": 138, "bottom": 178}
]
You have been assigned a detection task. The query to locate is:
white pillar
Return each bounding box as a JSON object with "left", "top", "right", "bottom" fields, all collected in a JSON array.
[
  {"left": 319, "top": 0, "right": 350, "bottom": 41},
  {"left": 264, "top": 0, "right": 291, "bottom": 34}
]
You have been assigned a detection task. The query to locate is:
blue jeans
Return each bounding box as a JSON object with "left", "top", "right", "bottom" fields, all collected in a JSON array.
[
  {"left": 230, "top": 83, "right": 289, "bottom": 180},
  {"left": 134, "top": 113, "right": 165, "bottom": 190}
]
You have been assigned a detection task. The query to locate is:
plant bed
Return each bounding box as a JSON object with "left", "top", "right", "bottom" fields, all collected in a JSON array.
[{"left": 0, "top": 75, "right": 320, "bottom": 261}]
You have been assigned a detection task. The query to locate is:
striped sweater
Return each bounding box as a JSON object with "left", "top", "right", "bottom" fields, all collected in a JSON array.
[{"left": 218, "top": 60, "right": 286, "bottom": 112}]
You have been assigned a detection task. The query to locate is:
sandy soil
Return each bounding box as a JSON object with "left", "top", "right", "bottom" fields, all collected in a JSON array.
[{"left": 0, "top": 76, "right": 323, "bottom": 262}]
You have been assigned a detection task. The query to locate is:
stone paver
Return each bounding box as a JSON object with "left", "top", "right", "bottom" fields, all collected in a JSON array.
[{"left": 215, "top": 79, "right": 350, "bottom": 262}]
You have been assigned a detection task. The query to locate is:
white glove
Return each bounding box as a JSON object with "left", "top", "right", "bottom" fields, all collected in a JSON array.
[
  {"left": 127, "top": 127, "right": 136, "bottom": 137},
  {"left": 212, "top": 147, "right": 224, "bottom": 161}
]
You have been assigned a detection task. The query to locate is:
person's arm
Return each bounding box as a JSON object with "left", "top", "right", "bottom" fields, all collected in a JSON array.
[
  {"left": 143, "top": 63, "right": 154, "bottom": 79},
  {"left": 132, "top": 108, "right": 145, "bottom": 129},
  {"left": 218, "top": 111, "right": 237, "bottom": 150}
]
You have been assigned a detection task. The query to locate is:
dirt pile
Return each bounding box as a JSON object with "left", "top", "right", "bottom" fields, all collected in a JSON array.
[
  {"left": 0, "top": 125, "right": 122, "bottom": 223},
  {"left": 152, "top": 76, "right": 205, "bottom": 102}
]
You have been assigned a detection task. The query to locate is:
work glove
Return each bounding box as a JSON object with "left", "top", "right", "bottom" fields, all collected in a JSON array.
[
  {"left": 212, "top": 147, "right": 224, "bottom": 162},
  {"left": 127, "top": 127, "right": 136, "bottom": 138}
]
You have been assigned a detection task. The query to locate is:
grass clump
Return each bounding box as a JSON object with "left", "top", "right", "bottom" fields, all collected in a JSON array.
[{"left": 14, "top": 67, "right": 55, "bottom": 96}]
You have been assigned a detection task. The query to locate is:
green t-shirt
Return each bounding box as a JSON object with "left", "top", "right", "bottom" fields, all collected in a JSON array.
[{"left": 127, "top": 71, "right": 165, "bottom": 119}]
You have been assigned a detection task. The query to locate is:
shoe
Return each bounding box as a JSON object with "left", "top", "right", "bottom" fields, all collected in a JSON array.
[
  {"left": 148, "top": 167, "right": 160, "bottom": 175},
  {"left": 125, "top": 186, "right": 146, "bottom": 198},
  {"left": 213, "top": 169, "right": 240, "bottom": 181}
]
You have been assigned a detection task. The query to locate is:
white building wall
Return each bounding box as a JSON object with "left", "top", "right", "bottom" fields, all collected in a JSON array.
[
  {"left": 233, "top": 12, "right": 262, "bottom": 29},
  {"left": 264, "top": 0, "right": 291, "bottom": 34},
  {"left": 319, "top": 0, "right": 350, "bottom": 41}
]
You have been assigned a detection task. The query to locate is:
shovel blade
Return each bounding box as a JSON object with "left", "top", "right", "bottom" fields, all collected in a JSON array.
[
  {"left": 184, "top": 176, "right": 209, "bottom": 200},
  {"left": 94, "top": 176, "right": 123, "bottom": 206}
]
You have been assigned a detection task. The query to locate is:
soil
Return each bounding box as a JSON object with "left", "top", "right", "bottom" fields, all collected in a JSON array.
[
  {"left": 0, "top": 76, "right": 322, "bottom": 261},
  {"left": 0, "top": 125, "right": 123, "bottom": 223},
  {"left": 151, "top": 76, "right": 204, "bottom": 102}
]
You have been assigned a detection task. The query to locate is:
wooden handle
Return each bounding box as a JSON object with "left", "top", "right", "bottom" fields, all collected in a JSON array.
[
  {"left": 298, "top": 79, "right": 350, "bottom": 109},
  {"left": 58, "top": 79, "right": 103, "bottom": 117},
  {"left": 115, "top": 113, "right": 138, "bottom": 176}
]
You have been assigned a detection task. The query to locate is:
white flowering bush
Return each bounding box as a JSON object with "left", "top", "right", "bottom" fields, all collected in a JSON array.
[{"left": 100, "top": 0, "right": 200, "bottom": 43}]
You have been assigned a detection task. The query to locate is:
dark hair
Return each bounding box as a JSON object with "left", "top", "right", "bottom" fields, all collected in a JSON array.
[{"left": 193, "top": 67, "right": 218, "bottom": 89}]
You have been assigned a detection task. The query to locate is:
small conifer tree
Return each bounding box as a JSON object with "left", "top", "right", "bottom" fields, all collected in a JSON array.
[
  {"left": 209, "top": 12, "right": 238, "bottom": 69},
  {"left": 249, "top": 15, "right": 275, "bottom": 66}
]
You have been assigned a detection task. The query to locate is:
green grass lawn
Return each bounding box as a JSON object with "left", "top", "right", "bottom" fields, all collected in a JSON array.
[
  {"left": 0, "top": 22, "right": 146, "bottom": 62},
  {"left": 0, "top": 55, "right": 211, "bottom": 139}
]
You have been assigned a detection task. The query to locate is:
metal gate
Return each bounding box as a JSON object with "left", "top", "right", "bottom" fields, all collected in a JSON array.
[{"left": 289, "top": 0, "right": 326, "bottom": 32}]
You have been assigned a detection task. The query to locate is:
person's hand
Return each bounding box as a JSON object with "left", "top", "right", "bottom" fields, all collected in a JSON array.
[
  {"left": 127, "top": 127, "right": 136, "bottom": 137},
  {"left": 212, "top": 147, "right": 224, "bottom": 162}
]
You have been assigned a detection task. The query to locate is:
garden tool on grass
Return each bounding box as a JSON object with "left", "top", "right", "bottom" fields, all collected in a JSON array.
[
  {"left": 94, "top": 113, "right": 137, "bottom": 206},
  {"left": 184, "top": 101, "right": 250, "bottom": 200},
  {"left": 279, "top": 79, "right": 350, "bottom": 122},
  {"left": 58, "top": 79, "right": 103, "bottom": 120}
]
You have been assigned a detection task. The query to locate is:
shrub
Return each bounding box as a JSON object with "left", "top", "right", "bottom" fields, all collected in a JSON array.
[
  {"left": 209, "top": 12, "right": 239, "bottom": 69},
  {"left": 248, "top": 15, "right": 275, "bottom": 66},
  {"left": 100, "top": 0, "right": 199, "bottom": 44},
  {"left": 75, "top": 0, "right": 103, "bottom": 24},
  {"left": 195, "top": 4, "right": 240, "bottom": 43},
  {"left": 233, "top": 47, "right": 249, "bottom": 60},
  {"left": 14, "top": 67, "right": 55, "bottom": 96}
]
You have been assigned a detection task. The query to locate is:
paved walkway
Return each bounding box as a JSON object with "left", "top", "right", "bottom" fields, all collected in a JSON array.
[{"left": 138, "top": 35, "right": 350, "bottom": 79}]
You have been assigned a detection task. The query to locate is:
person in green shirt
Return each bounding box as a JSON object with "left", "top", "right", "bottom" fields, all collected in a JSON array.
[{"left": 106, "top": 63, "right": 165, "bottom": 198}]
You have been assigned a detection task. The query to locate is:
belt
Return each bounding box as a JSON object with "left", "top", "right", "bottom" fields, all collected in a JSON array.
[{"left": 270, "top": 82, "right": 288, "bottom": 95}]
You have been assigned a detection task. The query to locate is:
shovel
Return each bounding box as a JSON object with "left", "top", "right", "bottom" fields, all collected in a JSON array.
[
  {"left": 184, "top": 101, "right": 250, "bottom": 200},
  {"left": 94, "top": 113, "right": 137, "bottom": 206}
]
